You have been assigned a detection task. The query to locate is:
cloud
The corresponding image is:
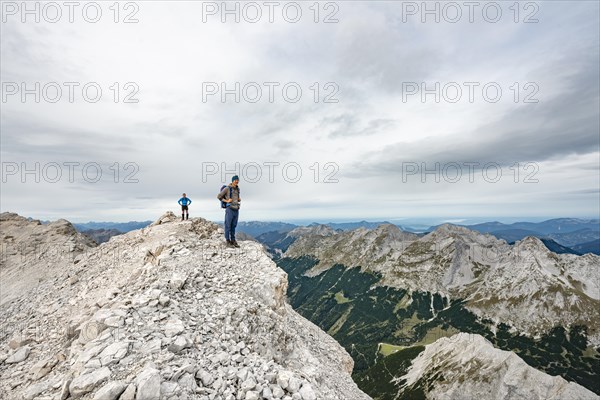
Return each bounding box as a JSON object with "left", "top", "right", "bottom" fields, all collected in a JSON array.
[
  {"left": 1, "top": 1, "right": 598, "bottom": 221},
  {"left": 318, "top": 113, "right": 396, "bottom": 138},
  {"left": 347, "top": 48, "right": 599, "bottom": 176}
]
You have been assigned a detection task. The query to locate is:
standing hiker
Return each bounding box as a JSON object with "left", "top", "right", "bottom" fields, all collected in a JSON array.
[
  {"left": 178, "top": 193, "right": 192, "bottom": 220},
  {"left": 217, "top": 175, "right": 241, "bottom": 247}
]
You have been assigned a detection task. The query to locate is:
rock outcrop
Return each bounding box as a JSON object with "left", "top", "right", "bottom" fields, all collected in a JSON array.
[
  {"left": 0, "top": 212, "right": 97, "bottom": 305},
  {"left": 0, "top": 212, "right": 369, "bottom": 400},
  {"left": 397, "top": 333, "right": 599, "bottom": 399}
]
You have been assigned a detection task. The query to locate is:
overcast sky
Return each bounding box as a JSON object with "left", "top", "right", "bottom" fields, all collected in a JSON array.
[{"left": 1, "top": 1, "right": 599, "bottom": 223}]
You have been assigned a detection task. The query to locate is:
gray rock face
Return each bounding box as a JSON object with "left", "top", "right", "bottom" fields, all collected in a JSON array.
[
  {"left": 119, "top": 383, "right": 136, "bottom": 400},
  {"left": 167, "top": 335, "right": 191, "bottom": 354},
  {"left": 5, "top": 346, "right": 31, "bottom": 364},
  {"left": 135, "top": 367, "right": 161, "bottom": 400},
  {"left": 398, "top": 333, "right": 600, "bottom": 400},
  {"left": 92, "top": 381, "right": 128, "bottom": 400},
  {"left": 0, "top": 212, "right": 369, "bottom": 400},
  {"left": 69, "top": 366, "right": 112, "bottom": 398},
  {"left": 299, "top": 384, "right": 317, "bottom": 400},
  {"left": 98, "top": 342, "right": 129, "bottom": 366},
  {"left": 0, "top": 212, "right": 96, "bottom": 306},
  {"left": 23, "top": 381, "right": 49, "bottom": 400}
]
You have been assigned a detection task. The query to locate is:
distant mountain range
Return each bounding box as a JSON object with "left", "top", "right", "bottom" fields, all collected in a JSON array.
[
  {"left": 65, "top": 218, "right": 600, "bottom": 255},
  {"left": 232, "top": 221, "right": 297, "bottom": 237},
  {"left": 81, "top": 228, "right": 123, "bottom": 244},
  {"left": 457, "top": 218, "right": 600, "bottom": 235},
  {"left": 270, "top": 222, "right": 600, "bottom": 398},
  {"left": 73, "top": 220, "right": 152, "bottom": 232},
  {"left": 438, "top": 218, "right": 600, "bottom": 254},
  {"left": 69, "top": 221, "right": 153, "bottom": 244},
  {"left": 464, "top": 219, "right": 600, "bottom": 255},
  {"left": 573, "top": 239, "right": 600, "bottom": 255},
  {"left": 308, "top": 220, "right": 401, "bottom": 231},
  {"left": 250, "top": 218, "right": 600, "bottom": 255}
]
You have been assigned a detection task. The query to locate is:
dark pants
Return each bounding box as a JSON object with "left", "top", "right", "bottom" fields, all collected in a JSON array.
[{"left": 224, "top": 207, "right": 239, "bottom": 241}]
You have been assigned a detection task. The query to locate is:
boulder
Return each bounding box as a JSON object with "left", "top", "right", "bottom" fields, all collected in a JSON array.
[
  {"left": 92, "top": 381, "right": 128, "bottom": 400},
  {"left": 69, "top": 367, "right": 112, "bottom": 398},
  {"left": 135, "top": 366, "right": 161, "bottom": 400},
  {"left": 5, "top": 346, "right": 31, "bottom": 363}
]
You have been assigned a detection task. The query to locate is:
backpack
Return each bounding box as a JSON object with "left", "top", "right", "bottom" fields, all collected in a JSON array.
[{"left": 219, "top": 185, "right": 239, "bottom": 209}]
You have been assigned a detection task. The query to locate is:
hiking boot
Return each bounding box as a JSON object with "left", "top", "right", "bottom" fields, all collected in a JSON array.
[
  {"left": 181, "top": 215, "right": 185, "bottom": 221},
  {"left": 186, "top": 214, "right": 189, "bottom": 220},
  {"left": 226, "top": 240, "right": 234, "bottom": 247},
  {"left": 232, "top": 240, "right": 240, "bottom": 248}
]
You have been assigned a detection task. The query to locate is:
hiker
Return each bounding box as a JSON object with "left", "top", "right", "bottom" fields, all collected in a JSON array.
[
  {"left": 217, "top": 175, "right": 241, "bottom": 247},
  {"left": 178, "top": 193, "right": 192, "bottom": 220}
]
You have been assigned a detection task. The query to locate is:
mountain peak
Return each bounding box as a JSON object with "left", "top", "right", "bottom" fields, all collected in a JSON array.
[
  {"left": 435, "top": 223, "right": 476, "bottom": 234},
  {"left": 289, "top": 224, "right": 337, "bottom": 237},
  {"left": 398, "top": 333, "right": 598, "bottom": 399},
  {"left": 517, "top": 235, "right": 547, "bottom": 248},
  {"left": 425, "top": 223, "right": 497, "bottom": 245}
]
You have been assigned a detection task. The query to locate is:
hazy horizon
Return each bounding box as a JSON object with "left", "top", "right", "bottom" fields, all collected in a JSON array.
[{"left": 7, "top": 210, "right": 598, "bottom": 228}]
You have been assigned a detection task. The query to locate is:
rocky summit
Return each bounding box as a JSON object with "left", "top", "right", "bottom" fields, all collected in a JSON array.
[
  {"left": 0, "top": 211, "right": 369, "bottom": 400},
  {"left": 398, "top": 333, "right": 598, "bottom": 399}
]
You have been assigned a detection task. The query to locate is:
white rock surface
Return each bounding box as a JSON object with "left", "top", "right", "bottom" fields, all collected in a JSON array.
[
  {"left": 398, "top": 333, "right": 599, "bottom": 400},
  {"left": 135, "top": 366, "right": 161, "bottom": 400},
  {"left": 70, "top": 367, "right": 112, "bottom": 398},
  {"left": 0, "top": 212, "right": 96, "bottom": 305},
  {"left": 0, "top": 212, "right": 369, "bottom": 400},
  {"left": 92, "top": 380, "right": 127, "bottom": 400},
  {"left": 5, "top": 346, "right": 31, "bottom": 363}
]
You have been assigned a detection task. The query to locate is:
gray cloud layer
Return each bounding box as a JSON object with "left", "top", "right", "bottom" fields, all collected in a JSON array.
[{"left": 1, "top": 1, "right": 598, "bottom": 222}]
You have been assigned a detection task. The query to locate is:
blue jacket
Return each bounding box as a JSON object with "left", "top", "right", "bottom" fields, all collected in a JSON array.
[{"left": 178, "top": 197, "right": 192, "bottom": 206}]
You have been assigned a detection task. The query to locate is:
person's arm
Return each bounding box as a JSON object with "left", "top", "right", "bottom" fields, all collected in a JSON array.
[
  {"left": 178, "top": 198, "right": 182, "bottom": 205},
  {"left": 188, "top": 198, "right": 192, "bottom": 205}
]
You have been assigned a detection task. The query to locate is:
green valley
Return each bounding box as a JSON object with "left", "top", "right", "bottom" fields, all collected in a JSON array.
[{"left": 277, "top": 256, "right": 600, "bottom": 398}]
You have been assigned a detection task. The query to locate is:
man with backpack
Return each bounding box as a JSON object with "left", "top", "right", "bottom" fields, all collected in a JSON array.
[
  {"left": 217, "top": 175, "right": 241, "bottom": 247},
  {"left": 178, "top": 193, "right": 192, "bottom": 220}
]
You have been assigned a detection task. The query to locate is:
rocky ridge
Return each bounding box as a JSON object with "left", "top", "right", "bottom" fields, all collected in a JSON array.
[
  {"left": 283, "top": 223, "right": 600, "bottom": 346},
  {"left": 0, "top": 212, "right": 97, "bottom": 305},
  {"left": 397, "top": 332, "right": 599, "bottom": 399},
  {"left": 285, "top": 223, "right": 419, "bottom": 277},
  {"left": 0, "top": 212, "right": 370, "bottom": 400}
]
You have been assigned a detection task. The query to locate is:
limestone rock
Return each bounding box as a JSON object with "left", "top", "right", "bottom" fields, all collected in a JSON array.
[
  {"left": 245, "top": 390, "right": 260, "bottom": 400},
  {"left": 23, "top": 381, "right": 50, "bottom": 400},
  {"left": 119, "top": 383, "right": 136, "bottom": 400},
  {"left": 0, "top": 213, "right": 370, "bottom": 400},
  {"left": 92, "top": 381, "right": 128, "bottom": 400},
  {"left": 5, "top": 346, "right": 31, "bottom": 363},
  {"left": 299, "top": 384, "right": 316, "bottom": 400},
  {"left": 150, "top": 211, "right": 178, "bottom": 226},
  {"left": 69, "top": 367, "right": 112, "bottom": 398},
  {"left": 169, "top": 272, "right": 187, "bottom": 290},
  {"left": 59, "top": 378, "right": 72, "bottom": 400},
  {"left": 135, "top": 366, "right": 161, "bottom": 400},
  {"left": 98, "top": 342, "right": 129, "bottom": 366}
]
